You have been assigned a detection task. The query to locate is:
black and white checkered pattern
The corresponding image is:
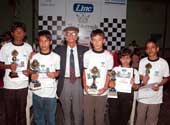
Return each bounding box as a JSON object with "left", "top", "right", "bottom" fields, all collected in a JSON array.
[
  {"left": 38, "top": 16, "right": 126, "bottom": 51},
  {"left": 100, "top": 18, "right": 126, "bottom": 51},
  {"left": 38, "top": 16, "right": 65, "bottom": 46}
]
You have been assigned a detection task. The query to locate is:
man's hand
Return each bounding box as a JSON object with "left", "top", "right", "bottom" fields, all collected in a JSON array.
[
  {"left": 142, "top": 75, "right": 150, "bottom": 85},
  {"left": 84, "top": 85, "right": 90, "bottom": 94},
  {"left": 152, "top": 84, "right": 159, "bottom": 91},
  {"left": 10, "top": 63, "right": 17, "bottom": 71},
  {"left": 47, "top": 72, "right": 58, "bottom": 79},
  {"left": 98, "top": 87, "right": 107, "bottom": 95},
  {"left": 22, "top": 69, "right": 30, "bottom": 76}
]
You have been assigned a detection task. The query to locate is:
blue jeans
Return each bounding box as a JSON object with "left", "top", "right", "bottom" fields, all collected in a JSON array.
[{"left": 33, "top": 94, "right": 57, "bottom": 125}]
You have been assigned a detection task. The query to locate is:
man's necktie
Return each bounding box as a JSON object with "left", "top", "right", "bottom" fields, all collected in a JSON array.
[{"left": 70, "top": 49, "right": 76, "bottom": 83}]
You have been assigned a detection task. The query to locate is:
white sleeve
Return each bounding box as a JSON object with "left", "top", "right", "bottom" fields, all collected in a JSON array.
[
  {"left": 55, "top": 55, "right": 60, "bottom": 70},
  {"left": 83, "top": 52, "right": 89, "bottom": 68},
  {"left": 0, "top": 46, "right": 6, "bottom": 62},
  {"left": 162, "top": 60, "right": 169, "bottom": 77},
  {"left": 134, "top": 69, "right": 140, "bottom": 84},
  {"left": 107, "top": 53, "right": 113, "bottom": 70},
  {"left": 138, "top": 59, "right": 145, "bottom": 76}
]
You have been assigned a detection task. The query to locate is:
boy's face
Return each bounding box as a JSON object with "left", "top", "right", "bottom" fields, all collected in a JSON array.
[
  {"left": 91, "top": 35, "right": 105, "bottom": 51},
  {"left": 64, "top": 30, "right": 78, "bottom": 45},
  {"left": 39, "top": 36, "right": 52, "bottom": 52},
  {"left": 132, "top": 54, "right": 139, "bottom": 64},
  {"left": 146, "top": 42, "right": 159, "bottom": 58},
  {"left": 12, "top": 27, "right": 25, "bottom": 42},
  {"left": 120, "top": 55, "right": 131, "bottom": 67}
]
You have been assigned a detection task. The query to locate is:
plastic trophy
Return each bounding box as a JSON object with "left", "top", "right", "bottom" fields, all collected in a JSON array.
[
  {"left": 88, "top": 66, "right": 100, "bottom": 95},
  {"left": 145, "top": 63, "right": 152, "bottom": 75},
  {"left": 30, "top": 59, "right": 41, "bottom": 89},
  {"left": 9, "top": 50, "right": 19, "bottom": 78},
  {"left": 109, "top": 70, "right": 116, "bottom": 91},
  {"left": 108, "top": 70, "right": 118, "bottom": 98}
]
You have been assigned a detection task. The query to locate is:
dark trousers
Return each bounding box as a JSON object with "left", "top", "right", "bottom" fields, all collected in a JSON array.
[
  {"left": 60, "top": 78, "right": 83, "bottom": 125},
  {"left": 0, "top": 89, "right": 5, "bottom": 125},
  {"left": 3, "top": 88, "right": 28, "bottom": 125},
  {"left": 108, "top": 92, "right": 133, "bottom": 125}
]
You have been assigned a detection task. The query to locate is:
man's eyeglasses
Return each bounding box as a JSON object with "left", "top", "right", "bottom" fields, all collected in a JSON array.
[{"left": 64, "top": 32, "right": 78, "bottom": 37}]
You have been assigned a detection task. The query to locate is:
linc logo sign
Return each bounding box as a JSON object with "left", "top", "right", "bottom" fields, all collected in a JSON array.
[{"left": 73, "top": 3, "right": 94, "bottom": 13}]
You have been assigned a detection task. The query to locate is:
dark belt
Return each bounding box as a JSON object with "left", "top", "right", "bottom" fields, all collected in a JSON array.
[{"left": 64, "top": 77, "right": 81, "bottom": 79}]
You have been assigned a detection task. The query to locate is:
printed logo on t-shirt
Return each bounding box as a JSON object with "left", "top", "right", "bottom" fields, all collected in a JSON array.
[
  {"left": 154, "top": 71, "right": 159, "bottom": 77},
  {"left": 101, "top": 62, "right": 105, "bottom": 68}
]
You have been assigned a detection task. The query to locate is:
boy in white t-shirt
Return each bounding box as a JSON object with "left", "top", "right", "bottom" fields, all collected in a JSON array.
[
  {"left": 83, "top": 29, "right": 113, "bottom": 125},
  {"left": 30, "top": 30, "right": 60, "bottom": 125},
  {"left": 0, "top": 22, "right": 32, "bottom": 125},
  {"left": 136, "top": 39, "right": 169, "bottom": 125}
]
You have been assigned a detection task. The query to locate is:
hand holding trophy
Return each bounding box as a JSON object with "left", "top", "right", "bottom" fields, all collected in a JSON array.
[
  {"left": 30, "top": 59, "right": 41, "bottom": 89},
  {"left": 88, "top": 66, "right": 100, "bottom": 95},
  {"left": 142, "top": 63, "right": 152, "bottom": 85},
  {"left": 9, "top": 50, "right": 19, "bottom": 78}
]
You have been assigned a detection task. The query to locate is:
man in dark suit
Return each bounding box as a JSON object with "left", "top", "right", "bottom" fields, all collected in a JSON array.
[{"left": 54, "top": 26, "right": 88, "bottom": 125}]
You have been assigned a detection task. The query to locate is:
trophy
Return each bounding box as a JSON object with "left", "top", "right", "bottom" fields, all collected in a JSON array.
[
  {"left": 9, "top": 50, "right": 19, "bottom": 78},
  {"left": 88, "top": 66, "right": 100, "bottom": 94},
  {"left": 108, "top": 70, "right": 118, "bottom": 98},
  {"left": 145, "top": 63, "right": 152, "bottom": 75},
  {"left": 30, "top": 59, "right": 41, "bottom": 88},
  {"left": 109, "top": 70, "right": 116, "bottom": 92}
]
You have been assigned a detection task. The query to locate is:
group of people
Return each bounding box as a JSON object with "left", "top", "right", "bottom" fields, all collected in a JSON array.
[{"left": 0, "top": 21, "right": 169, "bottom": 125}]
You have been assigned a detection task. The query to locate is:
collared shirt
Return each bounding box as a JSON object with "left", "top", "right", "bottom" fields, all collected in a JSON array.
[{"left": 65, "top": 46, "right": 80, "bottom": 77}]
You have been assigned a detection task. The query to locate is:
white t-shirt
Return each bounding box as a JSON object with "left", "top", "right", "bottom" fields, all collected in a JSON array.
[
  {"left": 30, "top": 52, "right": 60, "bottom": 98},
  {"left": 113, "top": 66, "right": 140, "bottom": 93},
  {"left": 138, "top": 57, "right": 169, "bottom": 104},
  {"left": 0, "top": 42, "right": 32, "bottom": 89},
  {"left": 83, "top": 50, "right": 113, "bottom": 96}
]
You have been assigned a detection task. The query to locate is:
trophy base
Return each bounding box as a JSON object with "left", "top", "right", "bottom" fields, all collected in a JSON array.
[
  {"left": 30, "top": 81, "right": 41, "bottom": 91},
  {"left": 90, "top": 84, "right": 97, "bottom": 89},
  {"left": 108, "top": 88, "right": 117, "bottom": 98},
  {"left": 9, "top": 72, "right": 18, "bottom": 78},
  {"left": 34, "top": 83, "right": 41, "bottom": 88},
  {"left": 88, "top": 88, "right": 98, "bottom": 95}
]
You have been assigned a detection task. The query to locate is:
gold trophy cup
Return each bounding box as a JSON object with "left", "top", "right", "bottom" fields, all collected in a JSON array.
[
  {"left": 87, "top": 66, "right": 100, "bottom": 94},
  {"left": 9, "top": 50, "right": 19, "bottom": 78},
  {"left": 90, "top": 66, "right": 99, "bottom": 89},
  {"left": 145, "top": 63, "right": 152, "bottom": 75},
  {"left": 109, "top": 70, "right": 116, "bottom": 92},
  {"left": 30, "top": 59, "right": 41, "bottom": 88}
]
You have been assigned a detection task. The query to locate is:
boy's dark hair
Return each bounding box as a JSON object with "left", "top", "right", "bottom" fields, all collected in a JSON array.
[
  {"left": 11, "top": 21, "right": 26, "bottom": 33},
  {"left": 90, "top": 29, "right": 105, "bottom": 39},
  {"left": 38, "top": 30, "right": 52, "bottom": 41},
  {"left": 145, "top": 38, "right": 159, "bottom": 48},
  {"left": 119, "top": 47, "right": 132, "bottom": 59}
]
